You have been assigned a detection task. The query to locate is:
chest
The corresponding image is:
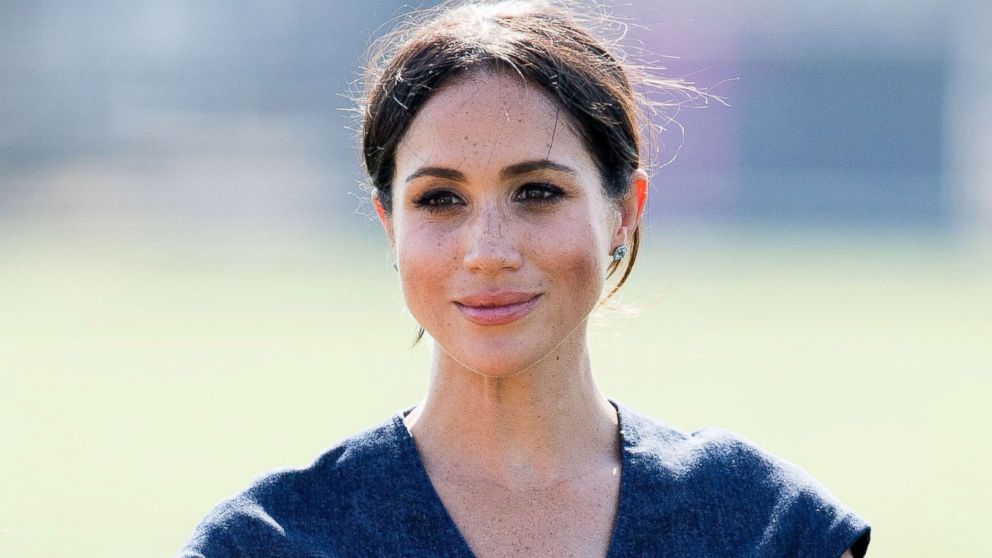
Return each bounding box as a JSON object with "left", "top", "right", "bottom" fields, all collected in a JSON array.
[{"left": 429, "top": 468, "right": 621, "bottom": 558}]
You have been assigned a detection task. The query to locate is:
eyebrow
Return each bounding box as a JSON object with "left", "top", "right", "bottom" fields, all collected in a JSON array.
[
  {"left": 403, "top": 159, "right": 577, "bottom": 184},
  {"left": 404, "top": 166, "right": 466, "bottom": 184},
  {"left": 500, "top": 159, "right": 577, "bottom": 180}
]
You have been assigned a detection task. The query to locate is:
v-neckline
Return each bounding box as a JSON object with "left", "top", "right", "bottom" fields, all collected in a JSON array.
[{"left": 390, "top": 400, "right": 634, "bottom": 558}]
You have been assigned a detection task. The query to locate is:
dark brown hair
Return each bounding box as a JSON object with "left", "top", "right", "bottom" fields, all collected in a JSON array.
[{"left": 359, "top": 0, "right": 706, "bottom": 308}]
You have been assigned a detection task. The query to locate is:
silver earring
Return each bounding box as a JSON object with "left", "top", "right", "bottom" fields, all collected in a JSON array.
[
  {"left": 392, "top": 261, "right": 399, "bottom": 272},
  {"left": 611, "top": 245, "right": 628, "bottom": 262}
]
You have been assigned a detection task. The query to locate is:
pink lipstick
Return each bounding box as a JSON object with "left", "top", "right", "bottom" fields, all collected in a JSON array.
[{"left": 453, "top": 292, "right": 542, "bottom": 326}]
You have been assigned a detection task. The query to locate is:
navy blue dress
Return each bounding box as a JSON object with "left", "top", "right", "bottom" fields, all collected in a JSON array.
[{"left": 177, "top": 401, "right": 870, "bottom": 557}]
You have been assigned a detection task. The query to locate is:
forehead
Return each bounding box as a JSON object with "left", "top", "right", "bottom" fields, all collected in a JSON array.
[{"left": 394, "top": 71, "right": 593, "bottom": 177}]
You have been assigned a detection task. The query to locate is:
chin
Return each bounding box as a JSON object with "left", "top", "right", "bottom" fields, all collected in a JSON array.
[
  {"left": 435, "top": 316, "right": 588, "bottom": 378},
  {"left": 436, "top": 334, "right": 558, "bottom": 378}
]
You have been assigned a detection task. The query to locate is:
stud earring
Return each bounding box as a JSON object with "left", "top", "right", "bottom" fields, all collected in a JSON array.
[{"left": 611, "top": 245, "right": 628, "bottom": 262}]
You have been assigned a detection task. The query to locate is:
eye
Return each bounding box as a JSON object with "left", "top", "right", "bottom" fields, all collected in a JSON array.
[
  {"left": 413, "top": 189, "right": 463, "bottom": 211},
  {"left": 514, "top": 183, "right": 565, "bottom": 204}
]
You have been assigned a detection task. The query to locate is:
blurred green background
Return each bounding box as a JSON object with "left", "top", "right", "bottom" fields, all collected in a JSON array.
[
  {"left": 2, "top": 226, "right": 989, "bottom": 557},
  {"left": 2, "top": 1, "right": 991, "bottom": 557}
]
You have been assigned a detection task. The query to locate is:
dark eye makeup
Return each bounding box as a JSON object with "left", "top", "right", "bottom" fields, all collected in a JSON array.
[
  {"left": 513, "top": 182, "right": 566, "bottom": 204},
  {"left": 411, "top": 182, "right": 566, "bottom": 213},
  {"left": 412, "top": 189, "right": 463, "bottom": 210}
]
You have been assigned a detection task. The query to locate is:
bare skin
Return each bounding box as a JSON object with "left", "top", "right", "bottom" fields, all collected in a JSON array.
[{"left": 403, "top": 343, "right": 622, "bottom": 557}]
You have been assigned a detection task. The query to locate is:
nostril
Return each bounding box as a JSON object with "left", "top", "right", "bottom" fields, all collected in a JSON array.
[{"left": 463, "top": 239, "right": 522, "bottom": 272}]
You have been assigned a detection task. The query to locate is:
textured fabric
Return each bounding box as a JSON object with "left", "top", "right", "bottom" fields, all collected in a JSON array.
[{"left": 176, "top": 401, "right": 870, "bottom": 557}]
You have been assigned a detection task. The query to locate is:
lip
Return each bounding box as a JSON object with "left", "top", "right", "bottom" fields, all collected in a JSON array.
[{"left": 453, "top": 292, "right": 542, "bottom": 326}]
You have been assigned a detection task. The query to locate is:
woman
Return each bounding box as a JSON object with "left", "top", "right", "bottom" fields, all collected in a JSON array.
[{"left": 178, "top": 1, "right": 870, "bottom": 556}]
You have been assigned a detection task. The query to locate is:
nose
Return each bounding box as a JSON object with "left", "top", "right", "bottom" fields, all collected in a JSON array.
[{"left": 462, "top": 203, "right": 523, "bottom": 274}]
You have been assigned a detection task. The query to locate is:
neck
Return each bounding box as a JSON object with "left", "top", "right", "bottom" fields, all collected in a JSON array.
[{"left": 403, "top": 327, "right": 619, "bottom": 489}]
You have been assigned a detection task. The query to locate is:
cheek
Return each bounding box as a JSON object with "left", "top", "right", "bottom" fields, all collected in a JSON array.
[
  {"left": 565, "top": 245, "right": 606, "bottom": 302},
  {"left": 529, "top": 219, "right": 607, "bottom": 308},
  {"left": 395, "top": 223, "right": 460, "bottom": 319}
]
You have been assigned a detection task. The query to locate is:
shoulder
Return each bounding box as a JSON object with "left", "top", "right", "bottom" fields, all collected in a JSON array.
[
  {"left": 617, "top": 401, "right": 846, "bottom": 501},
  {"left": 614, "top": 402, "right": 871, "bottom": 557},
  {"left": 616, "top": 401, "right": 786, "bottom": 482},
  {"left": 175, "top": 414, "right": 409, "bottom": 558}
]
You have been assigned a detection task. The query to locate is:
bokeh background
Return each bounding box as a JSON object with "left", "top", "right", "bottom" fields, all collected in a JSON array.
[{"left": 1, "top": 1, "right": 990, "bottom": 556}]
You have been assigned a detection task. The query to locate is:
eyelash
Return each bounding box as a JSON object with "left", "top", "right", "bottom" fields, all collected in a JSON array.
[
  {"left": 515, "top": 183, "right": 565, "bottom": 204},
  {"left": 413, "top": 190, "right": 462, "bottom": 210},
  {"left": 413, "top": 183, "right": 566, "bottom": 212}
]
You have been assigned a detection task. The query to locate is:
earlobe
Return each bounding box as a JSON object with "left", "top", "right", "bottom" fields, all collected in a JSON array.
[{"left": 616, "top": 224, "right": 629, "bottom": 247}]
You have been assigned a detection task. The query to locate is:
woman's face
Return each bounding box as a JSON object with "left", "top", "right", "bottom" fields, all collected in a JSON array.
[{"left": 381, "top": 71, "right": 642, "bottom": 377}]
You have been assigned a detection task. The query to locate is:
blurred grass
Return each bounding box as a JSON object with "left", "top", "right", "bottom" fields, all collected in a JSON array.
[{"left": 1, "top": 223, "right": 989, "bottom": 557}]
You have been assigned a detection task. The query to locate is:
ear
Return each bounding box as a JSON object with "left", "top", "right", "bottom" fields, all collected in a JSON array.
[
  {"left": 614, "top": 169, "right": 648, "bottom": 247},
  {"left": 372, "top": 192, "right": 395, "bottom": 247}
]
